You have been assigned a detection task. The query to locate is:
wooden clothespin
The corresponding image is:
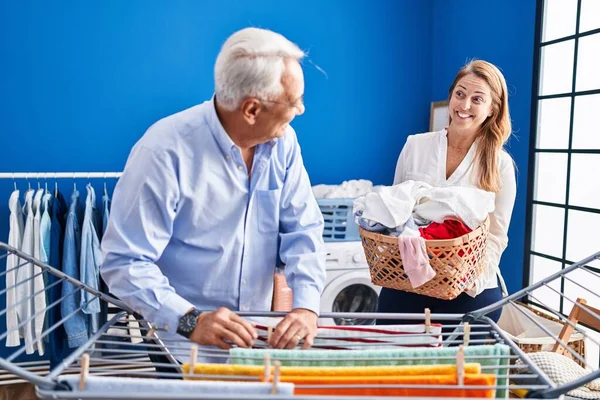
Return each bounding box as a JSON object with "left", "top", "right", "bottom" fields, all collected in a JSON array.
[
  {"left": 78, "top": 353, "right": 90, "bottom": 390},
  {"left": 189, "top": 345, "right": 198, "bottom": 378},
  {"left": 424, "top": 308, "right": 431, "bottom": 334},
  {"left": 456, "top": 345, "right": 465, "bottom": 386},
  {"left": 263, "top": 353, "right": 271, "bottom": 382},
  {"left": 463, "top": 322, "right": 471, "bottom": 347},
  {"left": 271, "top": 361, "right": 281, "bottom": 395},
  {"left": 146, "top": 325, "right": 157, "bottom": 338}
]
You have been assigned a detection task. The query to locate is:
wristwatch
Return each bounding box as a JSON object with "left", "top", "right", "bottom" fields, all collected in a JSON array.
[{"left": 176, "top": 308, "right": 202, "bottom": 339}]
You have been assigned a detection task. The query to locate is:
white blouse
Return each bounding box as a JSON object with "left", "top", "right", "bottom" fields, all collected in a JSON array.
[{"left": 393, "top": 129, "right": 517, "bottom": 297}]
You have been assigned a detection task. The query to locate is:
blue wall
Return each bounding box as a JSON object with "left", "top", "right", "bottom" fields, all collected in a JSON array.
[
  {"left": 0, "top": 0, "right": 536, "bottom": 360},
  {"left": 430, "top": 0, "right": 537, "bottom": 294},
  {"left": 0, "top": 0, "right": 432, "bottom": 359}
]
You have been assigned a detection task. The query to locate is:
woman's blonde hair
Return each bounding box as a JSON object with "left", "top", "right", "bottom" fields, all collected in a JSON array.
[{"left": 448, "top": 60, "right": 512, "bottom": 193}]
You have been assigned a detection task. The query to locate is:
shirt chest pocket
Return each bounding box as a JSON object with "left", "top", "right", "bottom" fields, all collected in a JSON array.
[{"left": 255, "top": 189, "right": 282, "bottom": 234}]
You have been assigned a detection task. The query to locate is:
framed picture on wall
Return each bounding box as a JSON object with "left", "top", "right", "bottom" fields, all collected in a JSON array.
[{"left": 429, "top": 100, "right": 449, "bottom": 132}]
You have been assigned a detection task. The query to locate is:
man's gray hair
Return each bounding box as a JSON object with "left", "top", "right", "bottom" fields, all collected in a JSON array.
[{"left": 214, "top": 27, "right": 305, "bottom": 111}]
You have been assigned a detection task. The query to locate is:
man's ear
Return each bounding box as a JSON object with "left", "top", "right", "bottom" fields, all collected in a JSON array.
[{"left": 241, "top": 98, "right": 262, "bottom": 125}]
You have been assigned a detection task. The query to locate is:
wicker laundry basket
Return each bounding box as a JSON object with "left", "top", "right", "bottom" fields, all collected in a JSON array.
[{"left": 359, "top": 217, "right": 490, "bottom": 300}]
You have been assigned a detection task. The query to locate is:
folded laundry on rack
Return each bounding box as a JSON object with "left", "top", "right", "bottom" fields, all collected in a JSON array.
[
  {"left": 182, "top": 362, "right": 483, "bottom": 379},
  {"left": 252, "top": 323, "right": 443, "bottom": 349},
  {"left": 280, "top": 373, "right": 496, "bottom": 398},
  {"left": 56, "top": 375, "right": 295, "bottom": 396},
  {"left": 230, "top": 343, "right": 511, "bottom": 398},
  {"left": 353, "top": 180, "right": 495, "bottom": 232}
]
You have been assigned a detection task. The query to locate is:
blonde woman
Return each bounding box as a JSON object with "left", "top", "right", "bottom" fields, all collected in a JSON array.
[{"left": 378, "top": 60, "right": 516, "bottom": 323}]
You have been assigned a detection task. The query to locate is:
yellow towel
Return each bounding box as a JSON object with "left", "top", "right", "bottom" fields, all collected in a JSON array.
[{"left": 182, "top": 362, "right": 481, "bottom": 379}]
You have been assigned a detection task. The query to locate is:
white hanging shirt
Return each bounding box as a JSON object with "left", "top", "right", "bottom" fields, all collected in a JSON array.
[
  {"left": 6, "top": 190, "right": 24, "bottom": 347},
  {"left": 32, "top": 188, "right": 46, "bottom": 355},
  {"left": 393, "top": 130, "right": 517, "bottom": 297}
]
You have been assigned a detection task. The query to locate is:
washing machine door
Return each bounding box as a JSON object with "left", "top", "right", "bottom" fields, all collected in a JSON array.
[{"left": 319, "top": 270, "right": 381, "bottom": 326}]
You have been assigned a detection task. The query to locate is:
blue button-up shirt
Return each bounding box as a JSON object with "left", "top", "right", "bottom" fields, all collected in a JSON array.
[{"left": 100, "top": 97, "right": 326, "bottom": 349}]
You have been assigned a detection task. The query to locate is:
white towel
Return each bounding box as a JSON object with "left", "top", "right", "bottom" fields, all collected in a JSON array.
[
  {"left": 313, "top": 179, "right": 380, "bottom": 199},
  {"left": 353, "top": 181, "right": 430, "bottom": 229},
  {"left": 354, "top": 181, "right": 495, "bottom": 231},
  {"left": 413, "top": 186, "right": 495, "bottom": 230}
]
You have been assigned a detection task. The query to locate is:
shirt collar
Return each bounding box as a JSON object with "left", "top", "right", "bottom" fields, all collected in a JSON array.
[
  {"left": 206, "top": 95, "right": 279, "bottom": 157},
  {"left": 206, "top": 95, "right": 238, "bottom": 157}
]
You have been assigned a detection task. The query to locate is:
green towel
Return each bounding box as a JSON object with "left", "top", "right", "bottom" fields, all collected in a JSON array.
[{"left": 230, "top": 344, "right": 510, "bottom": 398}]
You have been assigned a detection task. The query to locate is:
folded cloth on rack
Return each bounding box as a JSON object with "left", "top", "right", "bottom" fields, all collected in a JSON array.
[
  {"left": 279, "top": 373, "right": 496, "bottom": 398},
  {"left": 516, "top": 351, "right": 600, "bottom": 399},
  {"left": 182, "top": 362, "right": 482, "bottom": 379},
  {"left": 56, "top": 375, "right": 295, "bottom": 396},
  {"left": 353, "top": 180, "right": 495, "bottom": 231},
  {"left": 419, "top": 219, "right": 472, "bottom": 240},
  {"left": 230, "top": 343, "right": 510, "bottom": 398},
  {"left": 253, "top": 323, "right": 443, "bottom": 349}
]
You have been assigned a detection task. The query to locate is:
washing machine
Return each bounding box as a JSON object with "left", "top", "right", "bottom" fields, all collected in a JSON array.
[{"left": 319, "top": 241, "right": 382, "bottom": 326}]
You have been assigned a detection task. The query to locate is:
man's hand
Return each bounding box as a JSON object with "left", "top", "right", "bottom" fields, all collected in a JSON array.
[
  {"left": 269, "top": 308, "right": 318, "bottom": 350},
  {"left": 189, "top": 307, "right": 257, "bottom": 349}
]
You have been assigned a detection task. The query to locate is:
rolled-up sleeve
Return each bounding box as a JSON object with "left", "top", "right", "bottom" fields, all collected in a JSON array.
[
  {"left": 278, "top": 131, "right": 326, "bottom": 315},
  {"left": 101, "top": 144, "right": 193, "bottom": 334}
]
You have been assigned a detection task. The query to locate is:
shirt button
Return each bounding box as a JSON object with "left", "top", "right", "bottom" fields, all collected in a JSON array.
[
  {"left": 163, "top": 324, "right": 169, "bottom": 331},
  {"left": 226, "top": 155, "right": 231, "bottom": 161},
  {"left": 242, "top": 279, "right": 247, "bottom": 285},
  {"left": 241, "top": 305, "right": 249, "bottom": 311},
  {"left": 237, "top": 165, "right": 244, "bottom": 171}
]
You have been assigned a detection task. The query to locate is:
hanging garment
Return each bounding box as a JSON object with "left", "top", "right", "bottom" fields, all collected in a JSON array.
[
  {"left": 46, "top": 190, "right": 71, "bottom": 367},
  {"left": 56, "top": 375, "right": 295, "bottom": 396},
  {"left": 80, "top": 184, "right": 102, "bottom": 335},
  {"left": 31, "top": 188, "right": 47, "bottom": 355},
  {"left": 98, "top": 188, "right": 111, "bottom": 327},
  {"left": 6, "top": 189, "right": 24, "bottom": 347},
  {"left": 16, "top": 189, "right": 36, "bottom": 354},
  {"left": 40, "top": 191, "right": 52, "bottom": 343},
  {"left": 62, "top": 189, "right": 88, "bottom": 348},
  {"left": 398, "top": 235, "right": 435, "bottom": 288}
]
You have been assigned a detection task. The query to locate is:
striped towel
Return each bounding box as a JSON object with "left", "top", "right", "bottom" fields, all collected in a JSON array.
[{"left": 254, "top": 322, "right": 443, "bottom": 349}]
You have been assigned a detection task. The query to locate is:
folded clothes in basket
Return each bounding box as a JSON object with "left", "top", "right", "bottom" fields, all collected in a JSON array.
[
  {"left": 280, "top": 373, "right": 496, "bottom": 398},
  {"left": 56, "top": 375, "right": 295, "bottom": 396},
  {"left": 182, "top": 362, "right": 483, "bottom": 379},
  {"left": 253, "top": 323, "right": 444, "bottom": 349},
  {"left": 230, "top": 343, "right": 511, "bottom": 398}
]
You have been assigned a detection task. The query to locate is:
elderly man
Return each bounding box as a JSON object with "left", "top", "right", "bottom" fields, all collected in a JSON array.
[{"left": 100, "top": 27, "right": 326, "bottom": 365}]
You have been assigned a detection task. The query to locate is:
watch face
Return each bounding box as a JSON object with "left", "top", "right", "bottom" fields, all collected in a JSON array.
[{"left": 178, "top": 311, "right": 199, "bottom": 336}]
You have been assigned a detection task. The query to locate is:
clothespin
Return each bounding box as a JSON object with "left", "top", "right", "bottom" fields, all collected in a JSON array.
[
  {"left": 189, "top": 345, "right": 198, "bottom": 378},
  {"left": 270, "top": 361, "right": 281, "bottom": 395},
  {"left": 146, "top": 325, "right": 157, "bottom": 338},
  {"left": 424, "top": 308, "right": 431, "bottom": 334},
  {"left": 78, "top": 353, "right": 90, "bottom": 390},
  {"left": 456, "top": 345, "right": 465, "bottom": 386},
  {"left": 463, "top": 322, "right": 471, "bottom": 347},
  {"left": 263, "top": 353, "right": 271, "bottom": 382}
]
